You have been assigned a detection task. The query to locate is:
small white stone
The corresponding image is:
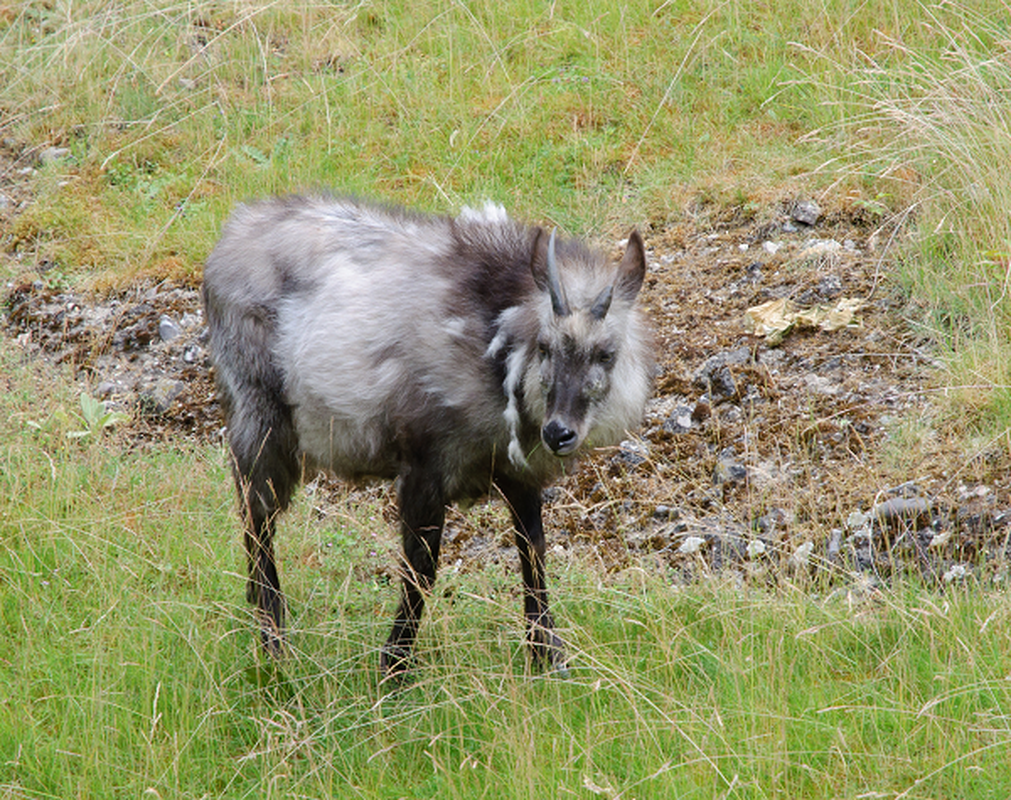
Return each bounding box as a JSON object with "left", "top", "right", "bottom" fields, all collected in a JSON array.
[
  {"left": 799, "top": 239, "right": 842, "bottom": 258},
  {"left": 943, "top": 564, "right": 967, "bottom": 583},
  {"left": 790, "top": 541, "right": 815, "bottom": 567},
  {"left": 928, "top": 530, "right": 951, "bottom": 549},
  {"left": 678, "top": 536, "right": 706, "bottom": 555}
]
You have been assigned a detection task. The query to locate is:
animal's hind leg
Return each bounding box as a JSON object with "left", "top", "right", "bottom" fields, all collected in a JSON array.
[
  {"left": 230, "top": 401, "right": 300, "bottom": 656},
  {"left": 241, "top": 487, "right": 286, "bottom": 655},
  {"left": 381, "top": 463, "right": 446, "bottom": 677},
  {"left": 497, "top": 477, "right": 568, "bottom": 674}
]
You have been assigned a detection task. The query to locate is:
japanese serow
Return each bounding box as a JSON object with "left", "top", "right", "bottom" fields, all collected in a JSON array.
[{"left": 202, "top": 196, "right": 653, "bottom": 676}]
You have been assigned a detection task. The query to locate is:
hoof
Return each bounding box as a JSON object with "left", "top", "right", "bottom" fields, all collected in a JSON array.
[
  {"left": 379, "top": 644, "right": 414, "bottom": 680},
  {"left": 544, "top": 651, "right": 571, "bottom": 679},
  {"left": 256, "top": 610, "right": 286, "bottom": 657},
  {"left": 530, "top": 628, "right": 569, "bottom": 677},
  {"left": 260, "top": 627, "right": 286, "bottom": 658}
]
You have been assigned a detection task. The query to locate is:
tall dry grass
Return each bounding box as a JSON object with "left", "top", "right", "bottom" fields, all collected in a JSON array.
[{"left": 801, "top": 1, "right": 1011, "bottom": 434}]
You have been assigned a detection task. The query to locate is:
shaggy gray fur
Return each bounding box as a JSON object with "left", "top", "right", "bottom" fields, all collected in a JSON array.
[{"left": 203, "top": 195, "right": 653, "bottom": 675}]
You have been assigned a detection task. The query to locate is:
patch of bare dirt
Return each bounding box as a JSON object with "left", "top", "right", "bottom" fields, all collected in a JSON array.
[
  {"left": 4, "top": 281, "right": 219, "bottom": 441},
  {"left": 4, "top": 188, "right": 1011, "bottom": 589},
  {"left": 566, "top": 200, "right": 1011, "bottom": 588}
]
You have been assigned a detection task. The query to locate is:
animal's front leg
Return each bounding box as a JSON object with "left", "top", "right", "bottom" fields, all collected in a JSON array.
[
  {"left": 497, "top": 477, "right": 568, "bottom": 675},
  {"left": 381, "top": 464, "right": 446, "bottom": 678}
]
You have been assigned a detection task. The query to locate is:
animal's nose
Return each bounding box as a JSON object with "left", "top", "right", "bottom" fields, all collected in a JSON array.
[{"left": 542, "top": 420, "right": 579, "bottom": 455}]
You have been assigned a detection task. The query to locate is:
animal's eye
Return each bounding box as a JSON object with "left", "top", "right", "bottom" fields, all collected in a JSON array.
[
  {"left": 595, "top": 349, "right": 615, "bottom": 366},
  {"left": 537, "top": 342, "right": 550, "bottom": 359}
]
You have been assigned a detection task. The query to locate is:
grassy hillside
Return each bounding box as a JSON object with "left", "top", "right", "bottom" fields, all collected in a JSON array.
[
  {"left": 3, "top": 2, "right": 1011, "bottom": 798},
  {"left": 0, "top": 0, "right": 945, "bottom": 281},
  {"left": 5, "top": 0, "right": 1010, "bottom": 424}
]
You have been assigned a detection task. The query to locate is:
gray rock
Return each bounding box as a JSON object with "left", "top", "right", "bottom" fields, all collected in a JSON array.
[
  {"left": 613, "top": 439, "right": 648, "bottom": 469},
  {"left": 138, "top": 377, "right": 186, "bottom": 415},
  {"left": 693, "top": 346, "right": 752, "bottom": 401},
  {"left": 799, "top": 239, "right": 842, "bottom": 259},
  {"left": 158, "top": 315, "right": 182, "bottom": 342},
  {"left": 713, "top": 448, "right": 747, "bottom": 486},
  {"left": 663, "top": 403, "right": 696, "bottom": 434},
  {"left": 38, "top": 146, "right": 71, "bottom": 166},
  {"left": 817, "top": 274, "right": 843, "bottom": 298},
  {"left": 805, "top": 374, "right": 841, "bottom": 397},
  {"left": 792, "top": 199, "right": 821, "bottom": 226},
  {"left": 827, "top": 528, "right": 844, "bottom": 562},
  {"left": 885, "top": 481, "right": 923, "bottom": 499},
  {"left": 541, "top": 486, "right": 563, "bottom": 504},
  {"left": 653, "top": 504, "right": 676, "bottom": 520},
  {"left": 873, "top": 496, "right": 932, "bottom": 530},
  {"left": 754, "top": 507, "right": 790, "bottom": 534},
  {"left": 678, "top": 536, "right": 707, "bottom": 555},
  {"left": 790, "top": 541, "right": 815, "bottom": 569},
  {"left": 719, "top": 404, "right": 742, "bottom": 424}
]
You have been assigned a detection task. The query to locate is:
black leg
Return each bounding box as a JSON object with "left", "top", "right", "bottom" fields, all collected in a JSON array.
[
  {"left": 381, "top": 464, "right": 446, "bottom": 677},
  {"left": 241, "top": 482, "right": 286, "bottom": 656},
  {"left": 207, "top": 295, "right": 300, "bottom": 657},
  {"left": 497, "top": 477, "right": 568, "bottom": 674},
  {"left": 230, "top": 402, "right": 299, "bottom": 656}
]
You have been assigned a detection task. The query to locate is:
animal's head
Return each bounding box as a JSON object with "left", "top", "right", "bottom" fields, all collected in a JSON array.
[{"left": 526, "top": 227, "right": 651, "bottom": 458}]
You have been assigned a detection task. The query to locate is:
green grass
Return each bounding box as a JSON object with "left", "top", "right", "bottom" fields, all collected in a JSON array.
[
  {"left": 1, "top": 354, "right": 1010, "bottom": 798},
  {"left": 4, "top": 0, "right": 1010, "bottom": 277},
  {"left": 0, "top": 0, "right": 916, "bottom": 285},
  {"left": 5, "top": 2, "right": 1011, "bottom": 797},
  {"left": 796, "top": 0, "right": 1011, "bottom": 431}
]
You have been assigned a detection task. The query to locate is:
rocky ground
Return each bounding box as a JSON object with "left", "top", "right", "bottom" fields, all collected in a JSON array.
[{"left": 4, "top": 189, "right": 1011, "bottom": 591}]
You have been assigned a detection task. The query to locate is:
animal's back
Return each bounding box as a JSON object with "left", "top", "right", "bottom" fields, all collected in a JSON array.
[{"left": 204, "top": 196, "right": 453, "bottom": 313}]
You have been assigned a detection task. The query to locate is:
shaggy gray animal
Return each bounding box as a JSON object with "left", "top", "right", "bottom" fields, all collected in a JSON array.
[{"left": 202, "top": 195, "right": 653, "bottom": 675}]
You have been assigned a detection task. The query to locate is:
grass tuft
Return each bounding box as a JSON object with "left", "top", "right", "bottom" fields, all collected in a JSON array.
[{"left": 799, "top": 0, "right": 1011, "bottom": 434}]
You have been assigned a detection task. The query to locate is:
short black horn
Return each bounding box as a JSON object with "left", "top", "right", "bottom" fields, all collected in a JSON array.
[{"left": 590, "top": 285, "right": 613, "bottom": 320}]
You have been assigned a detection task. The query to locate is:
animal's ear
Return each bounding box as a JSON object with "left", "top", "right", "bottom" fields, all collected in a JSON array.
[
  {"left": 530, "top": 227, "right": 571, "bottom": 317},
  {"left": 614, "top": 229, "right": 646, "bottom": 303}
]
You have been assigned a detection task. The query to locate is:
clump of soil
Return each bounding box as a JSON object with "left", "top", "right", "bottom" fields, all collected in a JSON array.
[{"left": 4, "top": 197, "right": 1011, "bottom": 588}]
